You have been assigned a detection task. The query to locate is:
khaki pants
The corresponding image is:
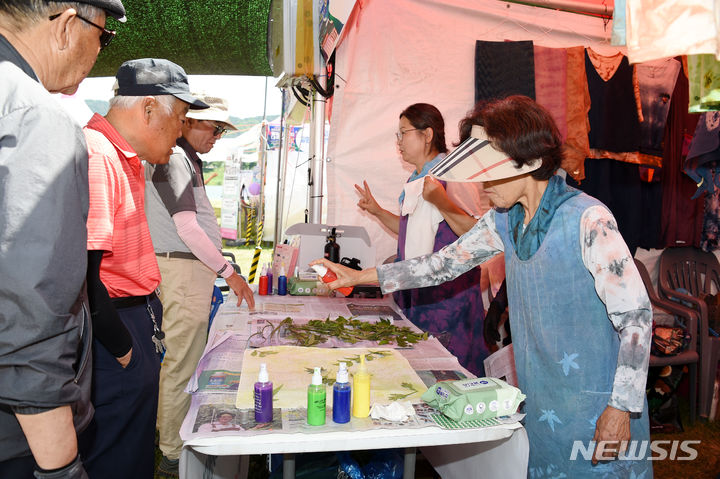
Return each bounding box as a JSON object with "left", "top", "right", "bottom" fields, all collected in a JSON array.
[{"left": 156, "top": 256, "right": 216, "bottom": 460}]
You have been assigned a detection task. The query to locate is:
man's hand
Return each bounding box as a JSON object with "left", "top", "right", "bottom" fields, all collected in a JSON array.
[
  {"left": 116, "top": 348, "right": 132, "bottom": 368},
  {"left": 226, "top": 272, "right": 255, "bottom": 309},
  {"left": 591, "top": 405, "right": 631, "bottom": 464},
  {"left": 354, "top": 180, "right": 383, "bottom": 216}
]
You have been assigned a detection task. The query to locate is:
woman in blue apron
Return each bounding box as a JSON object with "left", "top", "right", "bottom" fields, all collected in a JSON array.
[{"left": 315, "top": 96, "right": 653, "bottom": 477}]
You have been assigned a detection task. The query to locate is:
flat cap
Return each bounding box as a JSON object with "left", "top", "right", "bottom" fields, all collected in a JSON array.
[
  {"left": 115, "top": 58, "right": 209, "bottom": 109},
  {"left": 49, "top": 0, "right": 127, "bottom": 22}
]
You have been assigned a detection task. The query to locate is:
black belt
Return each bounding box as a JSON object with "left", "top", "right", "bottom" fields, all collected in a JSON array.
[
  {"left": 111, "top": 291, "right": 158, "bottom": 310},
  {"left": 156, "top": 251, "right": 197, "bottom": 260}
]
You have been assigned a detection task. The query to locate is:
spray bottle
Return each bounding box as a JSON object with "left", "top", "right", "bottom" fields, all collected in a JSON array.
[
  {"left": 254, "top": 363, "right": 273, "bottom": 423},
  {"left": 266, "top": 262, "right": 274, "bottom": 295},
  {"left": 277, "top": 263, "right": 288, "bottom": 296},
  {"left": 258, "top": 264, "right": 268, "bottom": 296},
  {"left": 332, "top": 363, "right": 351, "bottom": 424},
  {"left": 307, "top": 367, "right": 326, "bottom": 425},
  {"left": 311, "top": 264, "right": 353, "bottom": 297},
  {"left": 352, "top": 354, "right": 370, "bottom": 418},
  {"left": 324, "top": 227, "right": 340, "bottom": 263}
]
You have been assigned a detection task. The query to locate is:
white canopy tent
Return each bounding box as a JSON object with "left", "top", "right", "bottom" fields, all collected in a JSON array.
[{"left": 322, "top": 0, "right": 621, "bottom": 265}]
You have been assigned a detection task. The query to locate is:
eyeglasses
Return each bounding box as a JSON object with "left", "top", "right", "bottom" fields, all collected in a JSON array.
[
  {"left": 395, "top": 128, "right": 420, "bottom": 142},
  {"left": 49, "top": 13, "right": 116, "bottom": 50},
  {"left": 205, "top": 121, "right": 228, "bottom": 137}
]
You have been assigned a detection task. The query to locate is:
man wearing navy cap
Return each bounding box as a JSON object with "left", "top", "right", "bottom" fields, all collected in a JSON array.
[
  {"left": 78, "top": 58, "right": 207, "bottom": 479},
  {"left": 0, "top": 1, "right": 124, "bottom": 478}
]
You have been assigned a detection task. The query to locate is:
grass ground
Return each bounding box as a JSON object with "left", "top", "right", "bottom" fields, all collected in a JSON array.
[
  {"left": 650, "top": 394, "right": 720, "bottom": 478},
  {"left": 223, "top": 243, "right": 274, "bottom": 282}
]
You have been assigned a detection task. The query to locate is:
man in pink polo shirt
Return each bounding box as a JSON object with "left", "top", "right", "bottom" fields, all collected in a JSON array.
[{"left": 79, "top": 58, "right": 208, "bottom": 479}]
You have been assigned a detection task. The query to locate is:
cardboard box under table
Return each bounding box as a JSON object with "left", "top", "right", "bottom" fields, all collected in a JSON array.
[{"left": 179, "top": 294, "right": 529, "bottom": 479}]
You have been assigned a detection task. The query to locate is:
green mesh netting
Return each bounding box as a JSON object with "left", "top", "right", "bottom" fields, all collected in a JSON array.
[{"left": 90, "top": 0, "right": 272, "bottom": 77}]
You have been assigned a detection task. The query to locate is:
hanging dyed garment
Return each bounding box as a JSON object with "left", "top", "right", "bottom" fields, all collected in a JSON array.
[
  {"left": 585, "top": 49, "right": 640, "bottom": 153},
  {"left": 688, "top": 54, "right": 720, "bottom": 112},
  {"left": 661, "top": 64, "right": 704, "bottom": 248},
  {"left": 626, "top": 0, "right": 718, "bottom": 64},
  {"left": 563, "top": 46, "right": 591, "bottom": 182},
  {"left": 611, "top": 0, "right": 627, "bottom": 46},
  {"left": 533, "top": 45, "right": 568, "bottom": 142},
  {"left": 475, "top": 40, "right": 535, "bottom": 103},
  {"left": 636, "top": 58, "right": 681, "bottom": 158}
]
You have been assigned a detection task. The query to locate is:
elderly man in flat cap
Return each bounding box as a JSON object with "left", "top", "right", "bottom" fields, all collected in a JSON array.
[
  {"left": 0, "top": 1, "right": 125, "bottom": 478},
  {"left": 77, "top": 58, "right": 208, "bottom": 479},
  {"left": 144, "top": 93, "right": 255, "bottom": 476}
]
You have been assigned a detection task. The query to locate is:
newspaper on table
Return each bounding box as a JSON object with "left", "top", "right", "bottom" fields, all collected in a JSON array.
[
  {"left": 234, "top": 346, "right": 428, "bottom": 409},
  {"left": 181, "top": 295, "right": 520, "bottom": 442}
]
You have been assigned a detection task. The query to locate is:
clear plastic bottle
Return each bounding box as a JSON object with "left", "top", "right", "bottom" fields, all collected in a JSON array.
[
  {"left": 277, "top": 263, "right": 288, "bottom": 296},
  {"left": 254, "top": 363, "right": 273, "bottom": 423},
  {"left": 266, "top": 262, "right": 273, "bottom": 295},
  {"left": 352, "top": 354, "right": 370, "bottom": 418},
  {"left": 307, "top": 367, "right": 326, "bottom": 425},
  {"left": 332, "top": 363, "right": 351, "bottom": 424}
]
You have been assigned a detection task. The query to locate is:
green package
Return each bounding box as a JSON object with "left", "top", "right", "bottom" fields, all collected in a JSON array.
[
  {"left": 421, "top": 377, "right": 525, "bottom": 422},
  {"left": 288, "top": 277, "right": 320, "bottom": 296}
]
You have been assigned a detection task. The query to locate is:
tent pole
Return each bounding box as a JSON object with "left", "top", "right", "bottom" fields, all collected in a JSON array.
[
  {"left": 274, "top": 90, "right": 289, "bottom": 252},
  {"left": 307, "top": 77, "right": 326, "bottom": 224},
  {"left": 502, "top": 0, "right": 612, "bottom": 17},
  {"left": 257, "top": 121, "right": 268, "bottom": 246}
]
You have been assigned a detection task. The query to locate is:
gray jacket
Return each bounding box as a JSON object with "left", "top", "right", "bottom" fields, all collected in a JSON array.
[{"left": 0, "top": 35, "right": 93, "bottom": 461}]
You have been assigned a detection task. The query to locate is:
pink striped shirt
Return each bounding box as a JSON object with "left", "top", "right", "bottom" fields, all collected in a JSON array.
[{"left": 84, "top": 113, "right": 161, "bottom": 297}]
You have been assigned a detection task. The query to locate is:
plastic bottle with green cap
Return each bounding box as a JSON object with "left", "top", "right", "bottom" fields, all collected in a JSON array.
[{"left": 352, "top": 354, "right": 370, "bottom": 418}]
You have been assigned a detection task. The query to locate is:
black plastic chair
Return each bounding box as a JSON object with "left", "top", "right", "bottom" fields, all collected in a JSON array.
[
  {"left": 635, "top": 259, "right": 699, "bottom": 424},
  {"left": 656, "top": 247, "right": 720, "bottom": 419}
]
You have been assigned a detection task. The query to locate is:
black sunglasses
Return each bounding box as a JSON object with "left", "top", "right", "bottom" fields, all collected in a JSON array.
[
  {"left": 49, "top": 13, "right": 116, "bottom": 49},
  {"left": 204, "top": 121, "right": 228, "bottom": 137}
]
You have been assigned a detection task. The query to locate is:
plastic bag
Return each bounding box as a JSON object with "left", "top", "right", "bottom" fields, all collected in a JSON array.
[
  {"left": 651, "top": 325, "right": 690, "bottom": 356},
  {"left": 337, "top": 450, "right": 404, "bottom": 479}
]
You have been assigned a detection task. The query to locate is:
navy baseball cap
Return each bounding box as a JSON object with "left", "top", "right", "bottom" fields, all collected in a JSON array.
[
  {"left": 49, "top": 0, "right": 127, "bottom": 22},
  {"left": 115, "top": 59, "right": 208, "bottom": 109}
]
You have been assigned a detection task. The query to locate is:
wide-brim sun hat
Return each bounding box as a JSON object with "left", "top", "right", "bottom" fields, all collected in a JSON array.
[
  {"left": 185, "top": 94, "right": 238, "bottom": 130},
  {"left": 429, "top": 125, "right": 541, "bottom": 182}
]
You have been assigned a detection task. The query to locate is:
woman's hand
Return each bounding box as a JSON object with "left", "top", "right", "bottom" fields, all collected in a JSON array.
[
  {"left": 309, "top": 258, "right": 379, "bottom": 289},
  {"left": 591, "top": 405, "right": 631, "bottom": 464},
  {"left": 422, "top": 176, "right": 449, "bottom": 207},
  {"left": 355, "top": 180, "right": 383, "bottom": 216}
]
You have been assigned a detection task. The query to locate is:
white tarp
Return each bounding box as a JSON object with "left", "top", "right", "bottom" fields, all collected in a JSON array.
[{"left": 326, "top": 0, "right": 622, "bottom": 265}]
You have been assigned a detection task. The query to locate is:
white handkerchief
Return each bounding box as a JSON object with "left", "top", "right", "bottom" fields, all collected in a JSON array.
[
  {"left": 370, "top": 401, "right": 416, "bottom": 422},
  {"left": 401, "top": 179, "right": 424, "bottom": 216}
]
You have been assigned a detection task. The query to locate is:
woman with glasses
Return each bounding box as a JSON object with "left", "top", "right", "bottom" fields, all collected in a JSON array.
[
  {"left": 318, "top": 96, "right": 652, "bottom": 477},
  {"left": 354, "top": 103, "right": 489, "bottom": 376}
]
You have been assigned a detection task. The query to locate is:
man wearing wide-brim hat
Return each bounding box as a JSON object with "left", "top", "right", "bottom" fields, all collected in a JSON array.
[{"left": 144, "top": 92, "right": 254, "bottom": 477}]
